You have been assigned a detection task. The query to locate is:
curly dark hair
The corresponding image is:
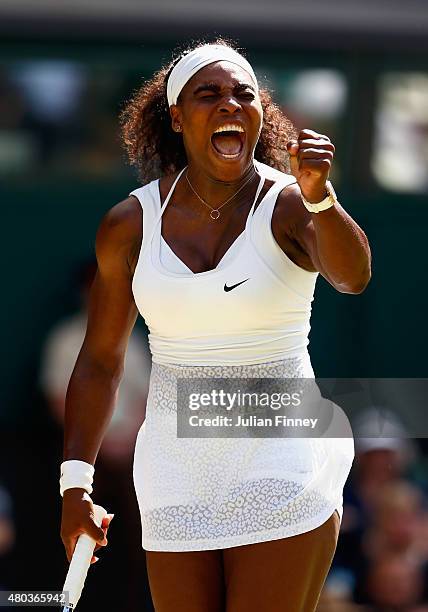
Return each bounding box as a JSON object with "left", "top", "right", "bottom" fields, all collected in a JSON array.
[{"left": 120, "top": 37, "right": 297, "bottom": 184}]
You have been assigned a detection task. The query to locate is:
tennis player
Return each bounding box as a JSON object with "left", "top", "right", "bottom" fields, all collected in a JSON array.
[{"left": 60, "top": 39, "right": 371, "bottom": 611}]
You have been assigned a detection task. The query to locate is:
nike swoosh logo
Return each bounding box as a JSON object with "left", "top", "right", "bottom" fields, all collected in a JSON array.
[{"left": 224, "top": 278, "right": 250, "bottom": 292}]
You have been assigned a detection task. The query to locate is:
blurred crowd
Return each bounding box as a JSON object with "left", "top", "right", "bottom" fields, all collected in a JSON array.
[
  {"left": 318, "top": 427, "right": 428, "bottom": 611},
  {"left": 0, "top": 61, "right": 134, "bottom": 181}
]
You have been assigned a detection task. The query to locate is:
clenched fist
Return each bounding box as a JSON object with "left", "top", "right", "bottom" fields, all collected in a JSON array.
[{"left": 287, "top": 129, "right": 335, "bottom": 204}]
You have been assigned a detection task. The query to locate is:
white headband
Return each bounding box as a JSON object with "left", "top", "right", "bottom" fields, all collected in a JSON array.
[{"left": 167, "top": 44, "right": 259, "bottom": 107}]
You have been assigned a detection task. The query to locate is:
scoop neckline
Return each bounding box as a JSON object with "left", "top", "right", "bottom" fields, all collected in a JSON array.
[
  {"left": 151, "top": 168, "right": 270, "bottom": 280},
  {"left": 160, "top": 232, "right": 245, "bottom": 275}
]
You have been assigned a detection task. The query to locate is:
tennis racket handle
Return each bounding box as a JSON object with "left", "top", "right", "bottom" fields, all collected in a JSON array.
[{"left": 62, "top": 505, "right": 107, "bottom": 609}]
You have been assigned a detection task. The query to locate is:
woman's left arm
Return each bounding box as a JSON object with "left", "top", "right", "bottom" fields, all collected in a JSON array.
[{"left": 286, "top": 128, "right": 371, "bottom": 294}]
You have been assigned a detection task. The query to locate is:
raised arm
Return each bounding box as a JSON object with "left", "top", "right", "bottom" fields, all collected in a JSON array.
[
  {"left": 279, "top": 129, "right": 371, "bottom": 294},
  {"left": 61, "top": 196, "right": 142, "bottom": 561}
]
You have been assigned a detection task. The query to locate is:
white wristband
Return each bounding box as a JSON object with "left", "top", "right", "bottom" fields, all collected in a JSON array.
[
  {"left": 300, "top": 181, "right": 338, "bottom": 213},
  {"left": 60, "top": 460, "right": 95, "bottom": 497}
]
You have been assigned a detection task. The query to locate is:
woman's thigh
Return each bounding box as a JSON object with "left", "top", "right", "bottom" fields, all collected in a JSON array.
[
  {"left": 223, "top": 510, "right": 340, "bottom": 612},
  {"left": 145, "top": 549, "right": 225, "bottom": 612}
]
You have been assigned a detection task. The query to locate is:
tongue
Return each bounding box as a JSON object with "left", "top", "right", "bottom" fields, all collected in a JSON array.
[{"left": 211, "top": 132, "right": 242, "bottom": 156}]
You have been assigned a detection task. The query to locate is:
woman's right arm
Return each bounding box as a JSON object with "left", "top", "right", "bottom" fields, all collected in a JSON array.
[{"left": 61, "top": 196, "right": 142, "bottom": 562}]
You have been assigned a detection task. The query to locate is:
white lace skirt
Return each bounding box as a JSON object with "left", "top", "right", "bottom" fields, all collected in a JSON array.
[{"left": 133, "top": 354, "right": 355, "bottom": 552}]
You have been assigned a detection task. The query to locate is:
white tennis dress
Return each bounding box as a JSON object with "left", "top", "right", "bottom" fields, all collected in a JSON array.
[{"left": 129, "top": 160, "right": 355, "bottom": 552}]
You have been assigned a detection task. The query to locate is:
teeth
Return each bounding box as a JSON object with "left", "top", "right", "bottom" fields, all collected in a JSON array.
[{"left": 213, "top": 124, "right": 245, "bottom": 134}]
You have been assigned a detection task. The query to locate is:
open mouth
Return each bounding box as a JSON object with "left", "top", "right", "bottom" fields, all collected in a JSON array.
[{"left": 210, "top": 124, "right": 246, "bottom": 159}]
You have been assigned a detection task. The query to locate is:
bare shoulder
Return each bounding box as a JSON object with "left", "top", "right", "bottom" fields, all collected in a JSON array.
[
  {"left": 97, "top": 196, "right": 142, "bottom": 245},
  {"left": 271, "top": 181, "right": 317, "bottom": 273},
  {"left": 96, "top": 196, "right": 143, "bottom": 277},
  {"left": 273, "top": 181, "right": 311, "bottom": 230}
]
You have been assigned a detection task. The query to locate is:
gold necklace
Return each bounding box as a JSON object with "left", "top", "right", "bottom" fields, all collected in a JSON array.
[{"left": 185, "top": 170, "right": 257, "bottom": 220}]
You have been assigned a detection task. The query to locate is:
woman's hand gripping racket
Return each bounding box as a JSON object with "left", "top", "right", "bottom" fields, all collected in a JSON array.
[{"left": 60, "top": 491, "right": 113, "bottom": 610}]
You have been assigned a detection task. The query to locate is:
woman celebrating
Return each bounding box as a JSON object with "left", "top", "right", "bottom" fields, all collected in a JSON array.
[{"left": 60, "top": 39, "right": 371, "bottom": 611}]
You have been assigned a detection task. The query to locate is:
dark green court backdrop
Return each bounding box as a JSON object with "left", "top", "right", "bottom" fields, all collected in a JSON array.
[{"left": 1, "top": 39, "right": 427, "bottom": 424}]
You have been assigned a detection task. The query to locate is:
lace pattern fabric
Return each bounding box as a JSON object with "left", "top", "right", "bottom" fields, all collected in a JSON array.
[{"left": 133, "top": 355, "right": 355, "bottom": 551}]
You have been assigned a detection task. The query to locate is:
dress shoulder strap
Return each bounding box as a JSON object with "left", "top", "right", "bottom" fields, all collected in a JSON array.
[
  {"left": 129, "top": 180, "right": 160, "bottom": 245},
  {"left": 158, "top": 167, "right": 187, "bottom": 217},
  {"left": 254, "top": 158, "right": 294, "bottom": 183},
  {"left": 128, "top": 168, "right": 187, "bottom": 257},
  {"left": 255, "top": 160, "right": 298, "bottom": 217}
]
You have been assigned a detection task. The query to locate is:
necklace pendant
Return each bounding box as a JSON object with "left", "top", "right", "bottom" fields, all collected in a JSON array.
[{"left": 210, "top": 209, "right": 220, "bottom": 220}]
